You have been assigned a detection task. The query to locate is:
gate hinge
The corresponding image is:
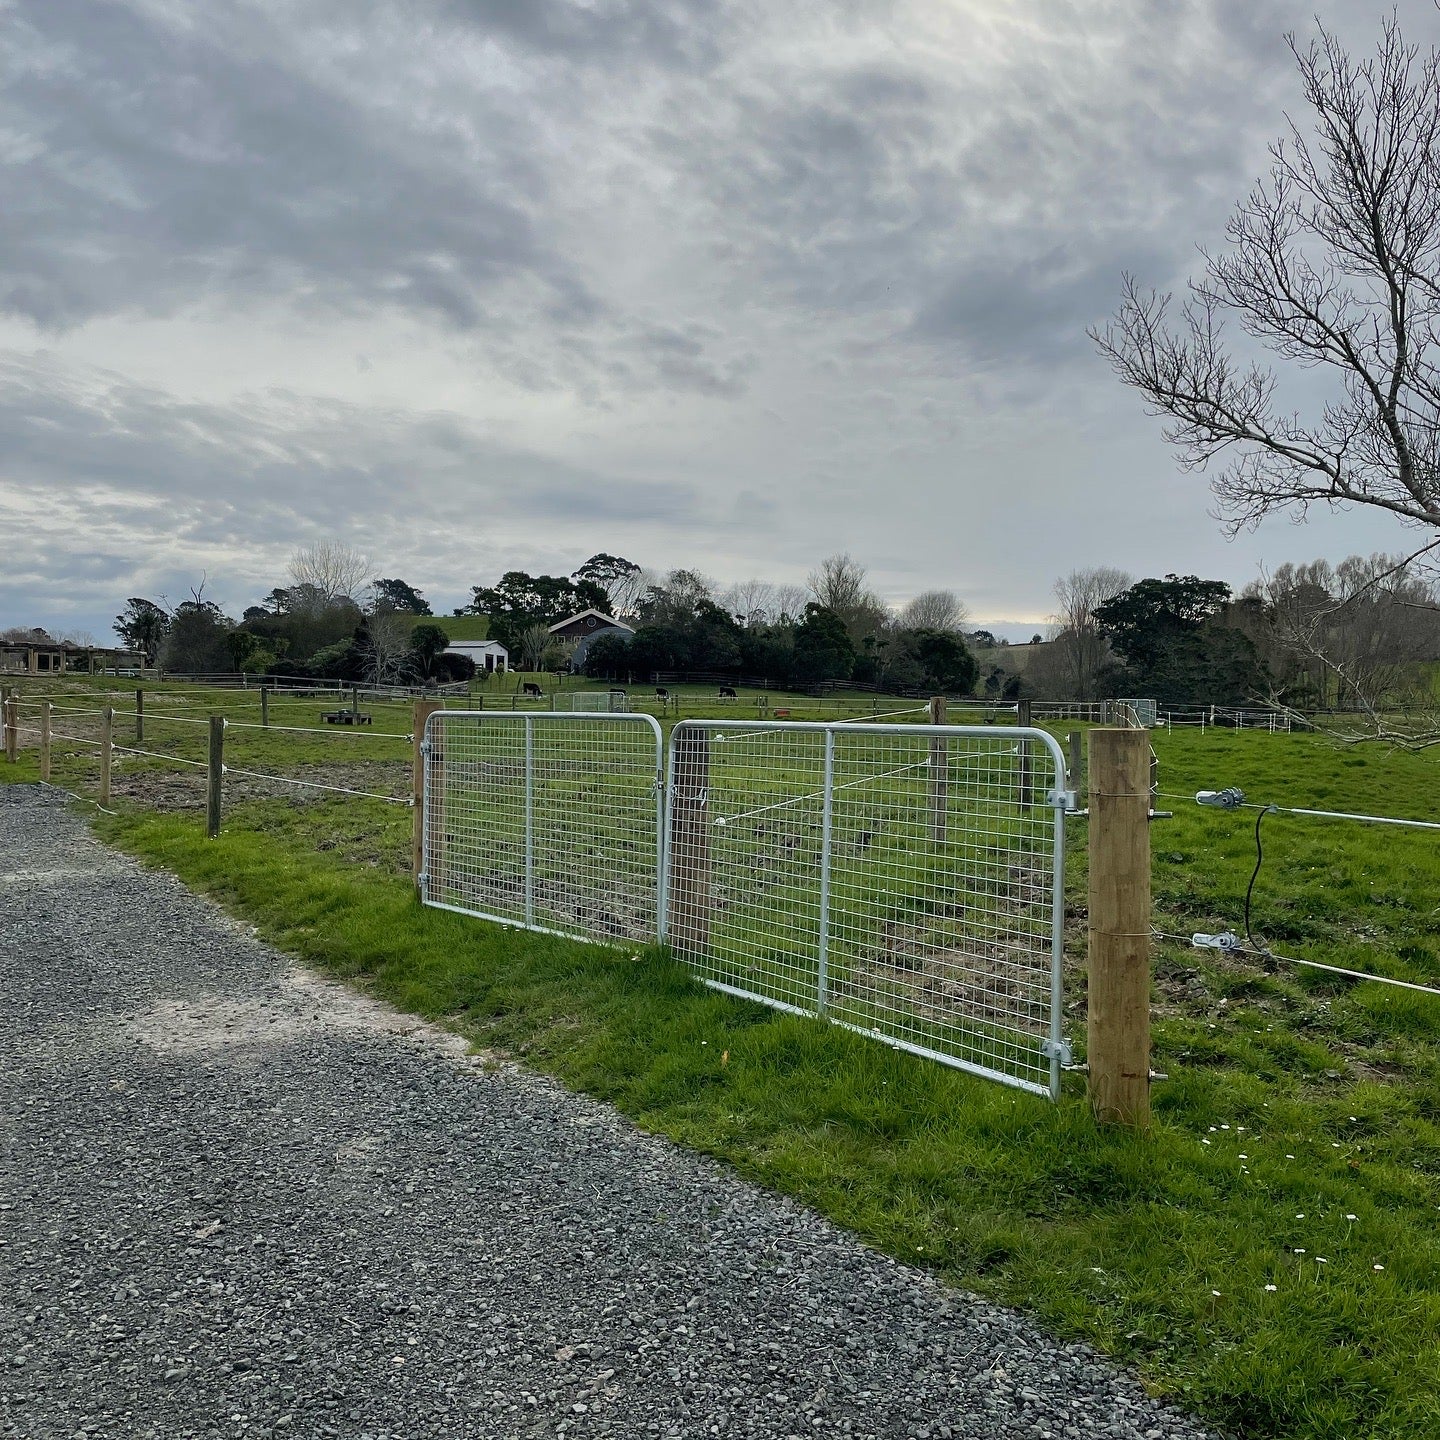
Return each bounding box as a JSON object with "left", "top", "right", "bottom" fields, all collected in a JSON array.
[
  {"left": 1042, "top": 1037, "right": 1073, "bottom": 1067},
  {"left": 1047, "top": 788, "right": 1077, "bottom": 811},
  {"left": 417, "top": 871, "right": 429, "bottom": 888}
]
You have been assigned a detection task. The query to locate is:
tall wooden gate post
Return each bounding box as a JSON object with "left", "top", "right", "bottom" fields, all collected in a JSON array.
[
  {"left": 666, "top": 727, "right": 711, "bottom": 953},
  {"left": 1087, "top": 727, "right": 1152, "bottom": 1127},
  {"left": 2, "top": 690, "right": 15, "bottom": 764},
  {"left": 40, "top": 701, "right": 51, "bottom": 783},
  {"left": 412, "top": 699, "right": 443, "bottom": 897},
  {"left": 927, "top": 696, "right": 948, "bottom": 844},
  {"left": 206, "top": 715, "right": 224, "bottom": 838}
]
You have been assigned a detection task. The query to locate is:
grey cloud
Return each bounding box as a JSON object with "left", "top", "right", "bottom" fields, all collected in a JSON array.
[
  {"left": 0, "top": 352, "right": 707, "bottom": 615},
  {"left": 2, "top": 1, "right": 578, "bottom": 329}
]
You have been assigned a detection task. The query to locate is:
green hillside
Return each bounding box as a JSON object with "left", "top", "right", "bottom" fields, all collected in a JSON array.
[{"left": 407, "top": 613, "right": 489, "bottom": 641}]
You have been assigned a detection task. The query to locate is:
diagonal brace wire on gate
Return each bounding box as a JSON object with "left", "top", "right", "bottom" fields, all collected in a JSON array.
[{"left": 713, "top": 759, "right": 931, "bottom": 828}]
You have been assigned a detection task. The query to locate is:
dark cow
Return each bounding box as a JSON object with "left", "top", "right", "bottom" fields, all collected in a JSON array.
[
  {"left": 521, "top": 682, "right": 543, "bottom": 699},
  {"left": 718, "top": 686, "right": 737, "bottom": 700},
  {"left": 655, "top": 687, "right": 671, "bottom": 703}
]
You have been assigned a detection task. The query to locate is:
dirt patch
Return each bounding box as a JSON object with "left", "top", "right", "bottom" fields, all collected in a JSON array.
[{"left": 120, "top": 965, "right": 500, "bottom": 1070}]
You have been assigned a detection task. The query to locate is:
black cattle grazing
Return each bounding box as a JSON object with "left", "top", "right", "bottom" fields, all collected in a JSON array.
[
  {"left": 655, "top": 687, "right": 671, "bottom": 702},
  {"left": 521, "top": 682, "right": 543, "bottom": 698},
  {"left": 718, "top": 686, "right": 737, "bottom": 699}
]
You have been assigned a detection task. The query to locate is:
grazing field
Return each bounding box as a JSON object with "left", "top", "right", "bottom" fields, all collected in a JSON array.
[{"left": 3, "top": 677, "right": 1439, "bottom": 1439}]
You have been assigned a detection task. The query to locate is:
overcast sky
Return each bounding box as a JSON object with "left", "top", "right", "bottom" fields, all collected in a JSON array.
[{"left": 3, "top": 0, "right": 1437, "bottom": 642}]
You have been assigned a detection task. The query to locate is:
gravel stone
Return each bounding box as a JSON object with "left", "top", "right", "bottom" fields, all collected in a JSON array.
[{"left": 0, "top": 787, "right": 1225, "bottom": 1439}]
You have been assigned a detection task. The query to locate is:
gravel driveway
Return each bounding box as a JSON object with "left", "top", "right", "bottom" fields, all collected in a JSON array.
[{"left": 0, "top": 788, "right": 1221, "bottom": 1440}]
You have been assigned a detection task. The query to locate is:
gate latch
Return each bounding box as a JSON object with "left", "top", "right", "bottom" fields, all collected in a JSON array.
[{"left": 1042, "top": 1037, "right": 1073, "bottom": 1067}]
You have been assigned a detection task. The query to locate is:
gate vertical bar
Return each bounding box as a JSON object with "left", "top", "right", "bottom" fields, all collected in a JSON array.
[
  {"left": 816, "top": 727, "right": 835, "bottom": 1012},
  {"left": 411, "top": 699, "right": 441, "bottom": 895},
  {"left": 524, "top": 714, "right": 535, "bottom": 927},
  {"left": 1048, "top": 747, "right": 1068, "bottom": 1100}
]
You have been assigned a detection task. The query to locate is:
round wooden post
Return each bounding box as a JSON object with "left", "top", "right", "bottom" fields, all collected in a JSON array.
[
  {"left": 98, "top": 706, "right": 114, "bottom": 807},
  {"left": 1087, "top": 728, "right": 1152, "bottom": 1127},
  {"left": 927, "top": 696, "right": 948, "bottom": 844},
  {"left": 1067, "top": 729, "right": 1083, "bottom": 800},
  {"left": 2, "top": 691, "right": 15, "bottom": 764},
  {"left": 411, "top": 699, "right": 443, "bottom": 895},
  {"left": 206, "top": 715, "right": 224, "bottom": 838},
  {"left": 40, "top": 700, "right": 52, "bottom": 782},
  {"left": 261, "top": 686, "right": 270, "bottom": 728}
]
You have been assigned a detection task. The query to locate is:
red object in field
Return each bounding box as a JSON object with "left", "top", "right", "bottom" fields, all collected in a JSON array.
[{"left": 774, "top": 708, "right": 790, "bottom": 718}]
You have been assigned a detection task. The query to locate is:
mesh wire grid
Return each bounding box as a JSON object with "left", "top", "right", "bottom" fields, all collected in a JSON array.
[
  {"left": 665, "top": 721, "right": 1068, "bottom": 1096},
  {"left": 423, "top": 711, "right": 665, "bottom": 944}
]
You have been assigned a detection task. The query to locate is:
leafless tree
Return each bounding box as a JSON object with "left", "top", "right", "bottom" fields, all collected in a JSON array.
[
  {"left": 1095, "top": 15, "right": 1440, "bottom": 556},
  {"left": 289, "top": 541, "right": 373, "bottom": 604},
  {"left": 1048, "top": 567, "right": 1132, "bottom": 697},
  {"left": 807, "top": 554, "right": 888, "bottom": 641},
  {"left": 1253, "top": 553, "right": 1440, "bottom": 740},
  {"left": 362, "top": 611, "right": 414, "bottom": 685},
  {"left": 900, "top": 589, "right": 969, "bottom": 633},
  {"left": 721, "top": 578, "right": 780, "bottom": 626},
  {"left": 773, "top": 584, "right": 808, "bottom": 623}
]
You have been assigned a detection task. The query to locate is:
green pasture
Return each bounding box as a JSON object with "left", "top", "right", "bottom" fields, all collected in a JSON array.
[{"left": 3, "top": 675, "right": 1440, "bottom": 1439}]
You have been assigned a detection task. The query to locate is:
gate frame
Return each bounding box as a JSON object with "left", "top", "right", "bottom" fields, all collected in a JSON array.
[
  {"left": 662, "top": 719, "right": 1073, "bottom": 1098},
  {"left": 420, "top": 708, "right": 666, "bottom": 943}
]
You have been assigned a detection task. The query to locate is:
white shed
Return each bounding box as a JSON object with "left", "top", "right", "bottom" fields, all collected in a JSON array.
[{"left": 444, "top": 639, "right": 509, "bottom": 673}]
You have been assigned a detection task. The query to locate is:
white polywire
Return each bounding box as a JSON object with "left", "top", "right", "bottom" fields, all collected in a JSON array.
[
  {"left": 1153, "top": 927, "right": 1440, "bottom": 999},
  {"left": 220, "top": 764, "right": 409, "bottom": 804}
]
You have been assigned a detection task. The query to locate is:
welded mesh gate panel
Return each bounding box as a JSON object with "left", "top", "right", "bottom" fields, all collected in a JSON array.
[
  {"left": 423, "top": 711, "right": 663, "bottom": 944},
  {"left": 665, "top": 722, "right": 1068, "bottom": 1096}
]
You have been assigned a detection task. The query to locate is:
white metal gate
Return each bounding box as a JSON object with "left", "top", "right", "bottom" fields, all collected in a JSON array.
[
  {"left": 663, "top": 721, "right": 1071, "bottom": 1097},
  {"left": 421, "top": 711, "right": 664, "bottom": 943},
  {"left": 421, "top": 712, "right": 1070, "bottom": 1097}
]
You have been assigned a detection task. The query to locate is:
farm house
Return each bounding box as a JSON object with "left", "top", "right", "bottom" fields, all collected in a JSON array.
[{"left": 547, "top": 608, "right": 633, "bottom": 666}]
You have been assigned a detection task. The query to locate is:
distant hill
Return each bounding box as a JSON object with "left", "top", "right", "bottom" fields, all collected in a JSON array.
[{"left": 403, "top": 613, "right": 489, "bottom": 642}]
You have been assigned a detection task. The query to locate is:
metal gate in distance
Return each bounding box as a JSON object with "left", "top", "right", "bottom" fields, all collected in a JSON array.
[{"left": 421, "top": 711, "right": 664, "bottom": 944}]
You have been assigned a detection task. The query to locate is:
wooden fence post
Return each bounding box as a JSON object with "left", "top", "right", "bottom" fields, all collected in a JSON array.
[
  {"left": 1016, "top": 698, "right": 1033, "bottom": 807},
  {"left": 260, "top": 686, "right": 270, "bottom": 728},
  {"left": 2, "top": 691, "right": 15, "bottom": 764},
  {"left": 135, "top": 687, "right": 144, "bottom": 743},
  {"left": 1087, "top": 728, "right": 1152, "bottom": 1127},
  {"left": 40, "top": 701, "right": 52, "bottom": 783},
  {"left": 1067, "top": 729, "right": 1083, "bottom": 801},
  {"left": 98, "top": 706, "right": 114, "bottom": 807},
  {"left": 206, "top": 716, "right": 224, "bottom": 838},
  {"left": 666, "top": 727, "right": 711, "bottom": 954},
  {"left": 927, "top": 695, "right": 948, "bottom": 844},
  {"left": 412, "top": 699, "right": 443, "bottom": 896}
]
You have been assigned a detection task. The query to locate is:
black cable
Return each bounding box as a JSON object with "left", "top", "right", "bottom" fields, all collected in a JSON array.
[{"left": 1244, "top": 805, "right": 1277, "bottom": 956}]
